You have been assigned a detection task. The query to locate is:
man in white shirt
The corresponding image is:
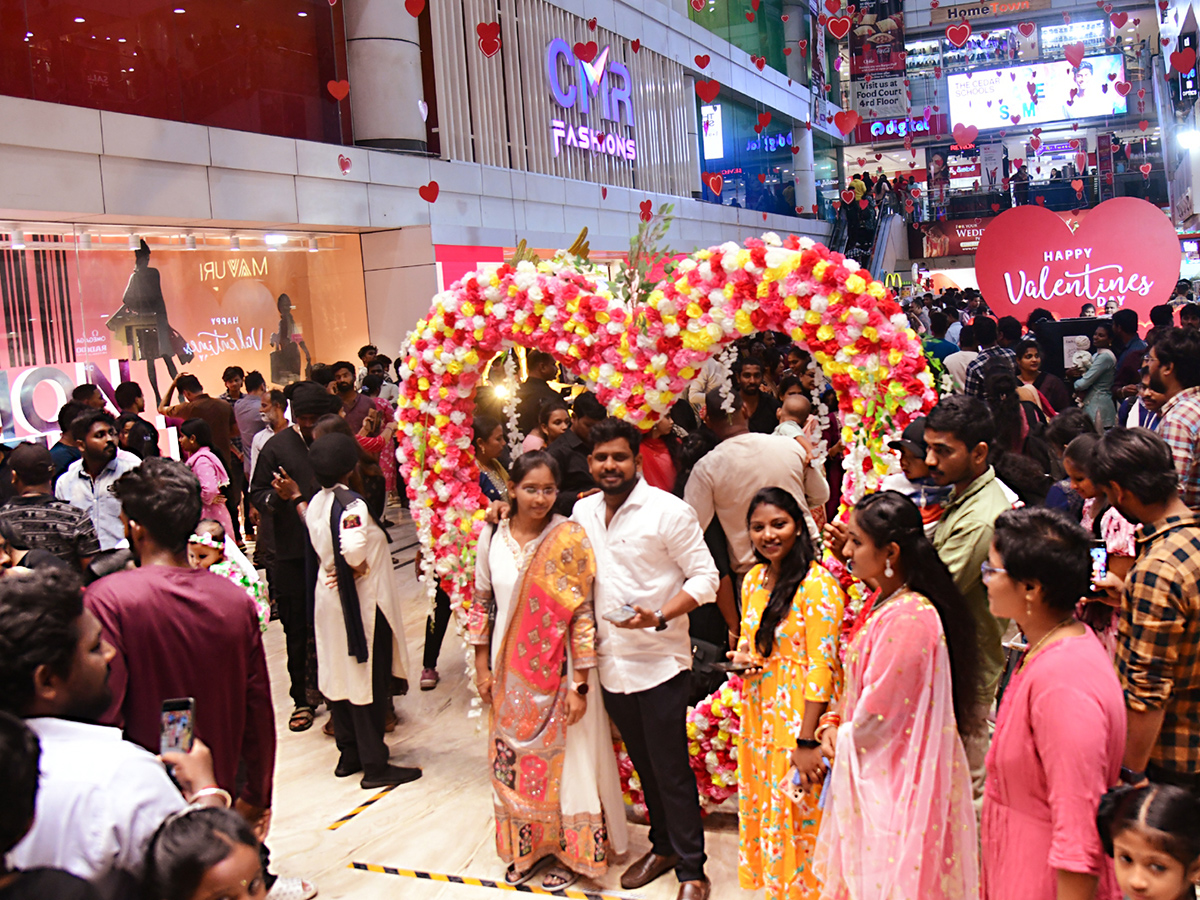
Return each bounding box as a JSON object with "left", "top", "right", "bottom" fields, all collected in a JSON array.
[
  {"left": 943, "top": 323, "right": 980, "bottom": 393},
  {"left": 571, "top": 418, "right": 719, "bottom": 900},
  {"left": 0, "top": 568, "right": 224, "bottom": 900},
  {"left": 54, "top": 409, "right": 141, "bottom": 550}
]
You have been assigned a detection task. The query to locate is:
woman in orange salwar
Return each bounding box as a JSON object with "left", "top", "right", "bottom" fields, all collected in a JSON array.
[
  {"left": 732, "top": 488, "right": 845, "bottom": 900},
  {"left": 467, "top": 451, "right": 627, "bottom": 892},
  {"left": 817, "top": 490, "right": 984, "bottom": 900}
]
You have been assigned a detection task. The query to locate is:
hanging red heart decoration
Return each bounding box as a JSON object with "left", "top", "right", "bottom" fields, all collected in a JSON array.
[
  {"left": 1111, "top": 11, "right": 1128, "bottom": 27},
  {"left": 631, "top": 38, "right": 641, "bottom": 52},
  {"left": 1017, "top": 21, "right": 1035, "bottom": 36},
  {"left": 1139, "top": 119, "right": 1149, "bottom": 131},
  {"left": 945, "top": 21, "right": 972, "bottom": 47},
  {"left": 841, "top": 189, "right": 856, "bottom": 204},
  {"left": 327, "top": 79, "right": 350, "bottom": 100},
  {"left": 696, "top": 79, "right": 721, "bottom": 102},
  {"left": 639, "top": 200, "right": 653, "bottom": 222},
  {"left": 827, "top": 16, "right": 852, "bottom": 39},
  {"left": 1064, "top": 42, "right": 1086, "bottom": 68},
  {"left": 476, "top": 22, "right": 501, "bottom": 57},
  {"left": 418, "top": 181, "right": 440, "bottom": 203},
  {"left": 1140, "top": 163, "right": 1152, "bottom": 176},
  {"left": 1171, "top": 48, "right": 1197, "bottom": 74},
  {"left": 601, "top": 187, "right": 607, "bottom": 199},
  {"left": 833, "top": 109, "right": 862, "bottom": 134},
  {"left": 694, "top": 54, "right": 711, "bottom": 68},
  {"left": 574, "top": 41, "right": 598, "bottom": 63},
  {"left": 405, "top": 0, "right": 425, "bottom": 15}
]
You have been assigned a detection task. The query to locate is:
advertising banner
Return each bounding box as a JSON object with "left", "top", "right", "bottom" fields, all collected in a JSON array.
[
  {"left": 975, "top": 198, "right": 1182, "bottom": 319},
  {"left": 929, "top": 0, "right": 1052, "bottom": 24},
  {"left": 980, "top": 142, "right": 1004, "bottom": 189},
  {"left": 919, "top": 217, "right": 996, "bottom": 257},
  {"left": 851, "top": 112, "right": 948, "bottom": 143},
  {"left": 947, "top": 55, "right": 1127, "bottom": 130},
  {"left": 849, "top": 76, "right": 908, "bottom": 119},
  {"left": 849, "top": 0, "right": 905, "bottom": 79}
]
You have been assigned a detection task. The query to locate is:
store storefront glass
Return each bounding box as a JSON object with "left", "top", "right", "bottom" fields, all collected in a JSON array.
[
  {"left": 697, "top": 96, "right": 801, "bottom": 215},
  {"left": 0, "top": 0, "right": 347, "bottom": 144},
  {"left": 688, "top": 0, "right": 788, "bottom": 76},
  {"left": 0, "top": 227, "right": 368, "bottom": 440}
]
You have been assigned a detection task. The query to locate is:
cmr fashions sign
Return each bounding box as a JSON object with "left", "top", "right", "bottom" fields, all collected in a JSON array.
[
  {"left": 547, "top": 38, "right": 636, "bottom": 161},
  {"left": 975, "top": 199, "right": 1181, "bottom": 320}
]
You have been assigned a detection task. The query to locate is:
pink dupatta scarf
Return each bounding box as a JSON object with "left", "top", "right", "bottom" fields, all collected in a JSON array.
[{"left": 816, "top": 589, "right": 979, "bottom": 900}]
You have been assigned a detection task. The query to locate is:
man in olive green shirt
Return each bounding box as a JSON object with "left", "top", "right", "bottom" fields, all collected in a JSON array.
[{"left": 925, "top": 394, "right": 1014, "bottom": 806}]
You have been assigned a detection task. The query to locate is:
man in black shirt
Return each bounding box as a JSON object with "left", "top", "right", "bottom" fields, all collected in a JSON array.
[
  {"left": 735, "top": 356, "right": 780, "bottom": 434},
  {"left": 515, "top": 350, "right": 563, "bottom": 436},
  {"left": 548, "top": 391, "right": 607, "bottom": 516},
  {"left": 0, "top": 444, "right": 99, "bottom": 572},
  {"left": 249, "top": 382, "right": 338, "bottom": 732}
]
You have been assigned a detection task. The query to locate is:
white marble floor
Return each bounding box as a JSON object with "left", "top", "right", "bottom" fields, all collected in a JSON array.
[{"left": 264, "top": 509, "right": 759, "bottom": 900}]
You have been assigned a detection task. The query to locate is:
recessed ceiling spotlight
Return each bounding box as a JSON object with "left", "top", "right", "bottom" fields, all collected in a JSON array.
[
  {"left": 10, "top": 230, "right": 25, "bottom": 250},
  {"left": 230, "top": 236, "right": 241, "bottom": 251}
]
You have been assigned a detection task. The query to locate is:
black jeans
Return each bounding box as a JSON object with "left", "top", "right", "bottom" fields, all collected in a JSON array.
[
  {"left": 328, "top": 611, "right": 395, "bottom": 776},
  {"left": 273, "top": 558, "right": 311, "bottom": 709},
  {"left": 422, "top": 586, "right": 452, "bottom": 670},
  {"left": 603, "top": 671, "right": 706, "bottom": 882},
  {"left": 224, "top": 462, "right": 244, "bottom": 542}
]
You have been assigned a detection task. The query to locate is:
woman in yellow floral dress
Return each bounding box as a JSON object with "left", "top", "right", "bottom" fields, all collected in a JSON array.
[{"left": 731, "top": 487, "right": 845, "bottom": 900}]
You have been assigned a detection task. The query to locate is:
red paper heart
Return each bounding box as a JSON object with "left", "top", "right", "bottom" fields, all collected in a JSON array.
[
  {"left": 639, "top": 199, "right": 653, "bottom": 222},
  {"left": 832, "top": 200, "right": 842, "bottom": 210},
  {"left": 798, "top": 39, "right": 808, "bottom": 53},
  {"left": 781, "top": 13, "right": 789, "bottom": 20},
  {"left": 754, "top": 55, "right": 766, "bottom": 70},
  {"left": 977, "top": 199, "right": 1181, "bottom": 320},
  {"left": 810, "top": 205, "right": 818, "bottom": 214},
  {"left": 631, "top": 38, "right": 641, "bottom": 52},
  {"left": 746, "top": 11, "right": 755, "bottom": 21},
  {"left": 418, "top": 181, "right": 439, "bottom": 203},
  {"left": 694, "top": 53, "right": 711, "bottom": 68},
  {"left": 1062, "top": 12, "right": 1071, "bottom": 22},
  {"left": 827, "top": 16, "right": 852, "bottom": 39},
  {"left": 841, "top": 189, "right": 856, "bottom": 204},
  {"left": 1064, "top": 42, "right": 1086, "bottom": 68},
  {"left": 905, "top": 198, "right": 915, "bottom": 210},
  {"left": 875, "top": 153, "right": 882, "bottom": 160},
  {"left": 705, "top": 173, "right": 724, "bottom": 194},
  {"left": 784, "top": 47, "right": 792, "bottom": 55},
  {"left": 1010, "top": 114, "right": 1021, "bottom": 124},
  {"left": 1030, "top": 137, "right": 1042, "bottom": 150},
  {"left": 910, "top": 187, "right": 920, "bottom": 198},
  {"left": 833, "top": 110, "right": 861, "bottom": 134},
  {"left": 751, "top": 0, "right": 761, "bottom": 9},
  {"left": 1140, "top": 163, "right": 1152, "bottom": 176},
  {"left": 1171, "top": 48, "right": 1197, "bottom": 74},
  {"left": 758, "top": 112, "right": 772, "bottom": 128},
  {"left": 691, "top": 0, "right": 704, "bottom": 9},
  {"left": 476, "top": 22, "right": 501, "bottom": 57},
  {"left": 1017, "top": 21, "right": 1035, "bottom": 36},
  {"left": 824, "top": 0, "right": 840, "bottom": 11},
  {"left": 953, "top": 123, "right": 979, "bottom": 145},
  {"left": 1110, "top": 11, "right": 1127, "bottom": 27},
  {"left": 696, "top": 79, "right": 720, "bottom": 102},
  {"left": 404, "top": 0, "right": 425, "bottom": 15},
  {"left": 1138, "top": 88, "right": 1146, "bottom": 99},
  {"left": 945, "top": 21, "right": 971, "bottom": 47},
  {"left": 991, "top": 202, "right": 1001, "bottom": 212},
  {"left": 338, "top": 154, "right": 351, "bottom": 174},
  {"left": 930, "top": 0, "right": 938, "bottom": 6},
  {"left": 1071, "top": 179, "right": 1084, "bottom": 192},
  {"left": 858, "top": 198, "right": 869, "bottom": 209},
  {"left": 587, "top": 17, "right": 597, "bottom": 29},
  {"left": 1163, "top": 37, "right": 1172, "bottom": 47},
  {"left": 601, "top": 187, "right": 607, "bottom": 199},
  {"left": 758, "top": 173, "right": 767, "bottom": 184},
  {"left": 791, "top": 146, "right": 800, "bottom": 154},
  {"left": 1114, "top": 80, "right": 1132, "bottom": 96},
  {"left": 574, "top": 41, "right": 598, "bottom": 62},
  {"left": 1139, "top": 119, "right": 1149, "bottom": 131},
  {"left": 326, "top": 79, "right": 350, "bottom": 100}
]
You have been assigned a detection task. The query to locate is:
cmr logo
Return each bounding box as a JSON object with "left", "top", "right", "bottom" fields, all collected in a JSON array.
[{"left": 546, "top": 38, "right": 634, "bottom": 128}]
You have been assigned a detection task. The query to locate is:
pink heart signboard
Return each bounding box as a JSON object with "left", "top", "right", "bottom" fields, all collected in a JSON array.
[{"left": 975, "top": 198, "right": 1181, "bottom": 320}]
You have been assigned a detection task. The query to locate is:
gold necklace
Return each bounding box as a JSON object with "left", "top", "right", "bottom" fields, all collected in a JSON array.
[{"left": 1020, "top": 617, "right": 1075, "bottom": 670}]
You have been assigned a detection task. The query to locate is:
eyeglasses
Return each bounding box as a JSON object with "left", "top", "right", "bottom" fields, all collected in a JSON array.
[
  {"left": 518, "top": 486, "right": 558, "bottom": 498},
  {"left": 980, "top": 561, "right": 1006, "bottom": 583}
]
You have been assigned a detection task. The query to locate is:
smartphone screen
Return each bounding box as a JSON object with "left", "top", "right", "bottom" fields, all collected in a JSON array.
[
  {"left": 1089, "top": 540, "right": 1108, "bottom": 592},
  {"left": 602, "top": 605, "right": 638, "bottom": 624},
  {"left": 160, "top": 698, "right": 195, "bottom": 756}
]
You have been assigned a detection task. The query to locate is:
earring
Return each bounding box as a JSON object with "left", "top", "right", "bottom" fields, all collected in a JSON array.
[{"left": 884, "top": 560, "right": 894, "bottom": 578}]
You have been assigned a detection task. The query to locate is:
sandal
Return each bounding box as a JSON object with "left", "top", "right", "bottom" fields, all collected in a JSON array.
[
  {"left": 541, "top": 867, "right": 579, "bottom": 891},
  {"left": 288, "top": 707, "right": 315, "bottom": 732},
  {"left": 504, "top": 865, "right": 539, "bottom": 886}
]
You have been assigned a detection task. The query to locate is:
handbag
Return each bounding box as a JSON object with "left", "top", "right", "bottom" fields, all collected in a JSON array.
[{"left": 170, "top": 328, "right": 195, "bottom": 364}]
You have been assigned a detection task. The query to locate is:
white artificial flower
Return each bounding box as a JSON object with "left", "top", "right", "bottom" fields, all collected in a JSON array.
[{"left": 762, "top": 232, "right": 782, "bottom": 246}]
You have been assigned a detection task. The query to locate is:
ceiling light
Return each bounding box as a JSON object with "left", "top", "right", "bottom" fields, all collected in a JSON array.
[
  {"left": 79, "top": 233, "right": 92, "bottom": 250},
  {"left": 308, "top": 237, "right": 319, "bottom": 253},
  {"left": 118, "top": 37, "right": 126, "bottom": 42},
  {"left": 173, "top": 7, "right": 186, "bottom": 13},
  {"left": 263, "top": 233, "right": 288, "bottom": 245},
  {"left": 229, "top": 236, "right": 240, "bottom": 251},
  {"left": 185, "top": 234, "right": 197, "bottom": 250},
  {"left": 10, "top": 230, "right": 25, "bottom": 250},
  {"left": 128, "top": 234, "right": 139, "bottom": 251},
  {"left": 74, "top": 16, "right": 85, "bottom": 22},
  {"left": 298, "top": 10, "right": 308, "bottom": 15}
]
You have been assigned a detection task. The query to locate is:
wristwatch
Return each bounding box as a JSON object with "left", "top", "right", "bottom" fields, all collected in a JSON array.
[
  {"left": 571, "top": 681, "right": 589, "bottom": 696},
  {"left": 1120, "top": 766, "right": 1147, "bottom": 785},
  {"left": 795, "top": 738, "right": 821, "bottom": 750},
  {"left": 655, "top": 610, "right": 669, "bottom": 631}
]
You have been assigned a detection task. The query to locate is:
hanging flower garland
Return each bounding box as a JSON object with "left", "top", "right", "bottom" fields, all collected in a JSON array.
[{"left": 395, "top": 233, "right": 937, "bottom": 609}]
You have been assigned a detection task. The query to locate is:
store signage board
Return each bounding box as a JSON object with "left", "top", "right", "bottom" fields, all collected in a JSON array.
[
  {"left": 930, "top": 0, "right": 1050, "bottom": 24},
  {"left": 701, "top": 104, "right": 723, "bottom": 160},
  {"left": 849, "top": 0, "right": 904, "bottom": 79},
  {"left": 546, "top": 38, "right": 636, "bottom": 161},
  {"left": 976, "top": 198, "right": 1181, "bottom": 319},
  {"left": 850, "top": 75, "right": 908, "bottom": 119},
  {"left": 851, "top": 113, "right": 947, "bottom": 143},
  {"left": 946, "top": 55, "right": 1127, "bottom": 130}
]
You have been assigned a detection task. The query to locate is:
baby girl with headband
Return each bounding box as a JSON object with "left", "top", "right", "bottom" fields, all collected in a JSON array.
[{"left": 188, "top": 519, "right": 269, "bottom": 632}]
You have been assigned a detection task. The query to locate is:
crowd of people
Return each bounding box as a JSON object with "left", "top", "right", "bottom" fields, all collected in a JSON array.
[{"left": 2, "top": 295, "right": 1200, "bottom": 900}]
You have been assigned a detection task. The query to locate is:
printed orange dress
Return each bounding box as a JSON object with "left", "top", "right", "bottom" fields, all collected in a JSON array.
[{"left": 738, "top": 561, "right": 845, "bottom": 900}]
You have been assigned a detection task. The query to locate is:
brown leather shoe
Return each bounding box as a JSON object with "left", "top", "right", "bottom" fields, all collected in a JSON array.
[
  {"left": 620, "top": 851, "right": 681, "bottom": 889},
  {"left": 677, "top": 878, "right": 711, "bottom": 900}
]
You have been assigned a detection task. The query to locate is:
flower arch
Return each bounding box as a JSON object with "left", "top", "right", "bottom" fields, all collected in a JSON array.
[{"left": 396, "top": 233, "right": 936, "bottom": 603}]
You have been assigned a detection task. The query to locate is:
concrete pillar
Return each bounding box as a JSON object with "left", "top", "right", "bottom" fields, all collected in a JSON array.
[
  {"left": 344, "top": 0, "right": 427, "bottom": 151},
  {"left": 793, "top": 121, "right": 817, "bottom": 212}
]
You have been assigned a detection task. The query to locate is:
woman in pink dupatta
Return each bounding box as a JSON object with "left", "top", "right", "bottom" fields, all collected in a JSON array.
[{"left": 817, "top": 491, "right": 983, "bottom": 900}]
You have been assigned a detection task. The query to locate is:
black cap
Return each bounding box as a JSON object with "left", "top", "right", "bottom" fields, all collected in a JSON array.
[
  {"left": 309, "top": 433, "right": 361, "bottom": 488},
  {"left": 8, "top": 442, "right": 54, "bottom": 486},
  {"left": 887, "top": 416, "right": 928, "bottom": 458},
  {"left": 289, "top": 381, "right": 340, "bottom": 417}
]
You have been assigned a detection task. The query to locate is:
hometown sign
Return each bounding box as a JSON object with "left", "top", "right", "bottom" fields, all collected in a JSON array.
[
  {"left": 546, "top": 38, "right": 637, "bottom": 162},
  {"left": 975, "top": 198, "right": 1181, "bottom": 319}
]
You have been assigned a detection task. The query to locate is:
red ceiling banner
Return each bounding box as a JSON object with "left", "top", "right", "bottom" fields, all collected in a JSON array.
[{"left": 975, "top": 198, "right": 1181, "bottom": 320}]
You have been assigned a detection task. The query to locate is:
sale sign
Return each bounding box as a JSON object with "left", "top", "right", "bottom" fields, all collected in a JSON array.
[{"left": 975, "top": 198, "right": 1181, "bottom": 319}]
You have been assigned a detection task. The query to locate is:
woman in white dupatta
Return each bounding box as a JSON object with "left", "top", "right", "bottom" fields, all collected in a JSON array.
[{"left": 467, "top": 451, "right": 627, "bottom": 891}]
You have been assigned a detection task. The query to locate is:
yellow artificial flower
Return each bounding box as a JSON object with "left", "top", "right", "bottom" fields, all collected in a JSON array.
[
  {"left": 461, "top": 301, "right": 475, "bottom": 316},
  {"left": 813, "top": 260, "right": 829, "bottom": 280},
  {"left": 686, "top": 302, "right": 704, "bottom": 319},
  {"left": 845, "top": 274, "right": 866, "bottom": 294},
  {"left": 817, "top": 324, "right": 835, "bottom": 342},
  {"left": 868, "top": 282, "right": 886, "bottom": 299},
  {"left": 734, "top": 310, "right": 754, "bottom": 334},
  {"left": 863, "top": 326, "right": 878, "bottom": 342},
  {"left": 889, "top": 348, "right": 903, "bottom": 365}
]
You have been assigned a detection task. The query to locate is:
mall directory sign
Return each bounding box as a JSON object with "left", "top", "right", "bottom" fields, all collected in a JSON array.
[
  {"left": 975, "top": 198, "right": 1180, "bottom": 320},
  {"left": 947, "top": 54, "right": 1127, "bottom": 130}
]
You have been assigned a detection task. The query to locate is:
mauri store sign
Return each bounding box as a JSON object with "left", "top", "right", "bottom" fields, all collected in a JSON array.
[
  {"left": 975, "top": 198, "right": 1181, "bottom": 319},
  {"left": 546, "top": 38, "right": 636, "bottom": 161}
]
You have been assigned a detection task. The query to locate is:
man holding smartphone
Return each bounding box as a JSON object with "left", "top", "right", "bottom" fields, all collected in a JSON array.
[{"left": 571, "top": 418, "right": 719, "bottom": 900}]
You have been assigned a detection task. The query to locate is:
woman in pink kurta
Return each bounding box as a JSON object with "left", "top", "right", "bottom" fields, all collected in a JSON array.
[
  {"left": 179, "top": 418, "right": 235, "bottom": 539},
  {"left": 817, "top": 491, "right": 982, "bottom": 900},
  {"left": 981, "top": 507, "right": 1126, "bottom": 900}
]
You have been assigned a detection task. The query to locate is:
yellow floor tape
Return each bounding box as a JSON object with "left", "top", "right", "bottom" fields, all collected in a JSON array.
[
  {"left": 326, "top": 784, "right": 399, "bottom": 830},
  {"left": 349, "top": 862, "right": 645, "bottom": 900}
]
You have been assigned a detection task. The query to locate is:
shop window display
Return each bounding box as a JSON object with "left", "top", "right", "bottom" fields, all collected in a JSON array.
[
  {"left": 0, "top": 0, "right": 347, "bottom": 144},
  {"left": 696, "top": 96, "right": 801, "bottom": 215},
  {"left": 688, "top": 0, "right": 788, "bottom": 75},
  {"left": 0, "top": 228, "right": 368, "bottom": 441}
]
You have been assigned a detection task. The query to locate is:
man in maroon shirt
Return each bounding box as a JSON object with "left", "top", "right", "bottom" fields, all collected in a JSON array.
[
  {"left": 329, "top": 360, "right": 374, "bottom": 434},
  {"left": 85, "top": 458, "right": 276, "bottom": 837}
]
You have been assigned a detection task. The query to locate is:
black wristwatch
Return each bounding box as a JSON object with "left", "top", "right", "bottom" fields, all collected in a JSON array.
[
  {"left": 795, "top": 738, "right": 821, "bottom": 749},
  {"left": 655, "top": 611, "right": 668, "bottom": 631},
  {"left": 571, "top": 681, "right": 589, "bottom": 696},
  {"left": 1120, "top": 765, "right": 1146, "bottom": 785}
]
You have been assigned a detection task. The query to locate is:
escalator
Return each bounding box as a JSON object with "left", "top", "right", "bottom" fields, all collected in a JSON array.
[{"left": 831, "top": 194, "right": 904, "bottom": 277}]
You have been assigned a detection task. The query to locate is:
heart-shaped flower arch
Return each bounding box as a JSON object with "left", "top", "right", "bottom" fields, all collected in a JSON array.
[{"left": 396, "top": 234, "right": 936, "bottom": 604}]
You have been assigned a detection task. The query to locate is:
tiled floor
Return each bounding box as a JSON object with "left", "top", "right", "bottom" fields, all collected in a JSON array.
[{"left": 264, "top": 508, "right": 759, "bottom": 900}]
